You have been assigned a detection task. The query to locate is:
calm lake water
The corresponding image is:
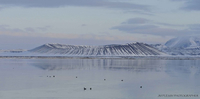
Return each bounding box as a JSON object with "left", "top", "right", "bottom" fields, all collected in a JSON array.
[{"left": 0, "top": 58, "right": 199, "bottom": 99}]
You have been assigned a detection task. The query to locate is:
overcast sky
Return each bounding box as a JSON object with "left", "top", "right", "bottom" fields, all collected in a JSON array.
[{"left": 1, "top": 0, "right": 200, "bottom": 49}]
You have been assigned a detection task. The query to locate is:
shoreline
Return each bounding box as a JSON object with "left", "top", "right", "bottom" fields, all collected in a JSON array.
[{"left": 1, "top": 56, "right": 200, "bottom": 60}]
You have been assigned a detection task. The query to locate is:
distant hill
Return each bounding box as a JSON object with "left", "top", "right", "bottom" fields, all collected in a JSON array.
[
  {"left": 151, "top": 36, "right": 200, "bottom": 55},
  {"left": 165, "top": 36, "right": 200, "bottom": 49},
  {"left": 29, "top": 42, "right": 166, "bottom": 56}
]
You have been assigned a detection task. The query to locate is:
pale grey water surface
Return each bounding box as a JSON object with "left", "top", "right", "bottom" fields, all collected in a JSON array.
[{"left": 0, "top": 58, "right": 200, "bottom": 99}]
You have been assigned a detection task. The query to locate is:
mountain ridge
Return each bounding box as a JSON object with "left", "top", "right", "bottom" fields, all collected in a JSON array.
[
  {"left": 165, "top": 36, "right": 200, "bottom": 49},
  {"left": 152, "top": 36, "right": 200, "bottom": 55},
  {"left": 29, "top": 42, "right": 166, "bottom": 56}
]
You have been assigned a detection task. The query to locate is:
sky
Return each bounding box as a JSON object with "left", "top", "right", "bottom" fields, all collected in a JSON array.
[{"left": 1, "top": 0, "right": 200, "bottom": 49}]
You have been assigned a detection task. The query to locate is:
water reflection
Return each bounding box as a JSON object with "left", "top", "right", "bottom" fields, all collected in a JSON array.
[
  {"left": 164, "top": 60, "right": 200, "bottom": 77},
  {"left": 1, "top": 59, "right": 200, "bottom": 99},
  {"left": 30, "top": 59, "right": 200, "bottom": 76},
  {"left": 31, "top": 59, "right": 163, "bottom": 72}
]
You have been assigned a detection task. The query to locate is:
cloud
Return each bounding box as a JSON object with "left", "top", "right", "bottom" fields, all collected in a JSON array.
[
  {"left": 121, "top": 18, "right": 150, "bottom": 24},
  {"left": 171, "top": 0, "right": 200, "bottom": 11},
  {"left": 0, "top": 6, "right": 4, "bottom": 10},
  {"left": 0, "top": 24, "right": 51, "bottom": 34},
  {"left": 0, "top": 24, "right": 134, "bottom": 42},
  {"left": 183, "top": 0, "right": 200, "bottom": 11},
  {"left": 188, "top": 24, "right": 200, "bottom": 31},
  {"left": 111, "top": 24, "right": 184, "bottom": 36},
  {"left": 0, "top": 0, "right": 150, "bottom": 12},
  {"left": 112, "top": 24, "right": 157, "bottom": 31},
  {"left": 37, "top": 26, "right": 51, "bottom": 31},
  {"left": 25, "top": 27, "right": 35, "bottom": 32},
  {"left": 81, "top": 24, "right": 87, "bottom": 27},
  {"left": 155, "top": 22, "right": 184, "bottom": 27},
  {"left": 0, "top": 25, "right": 24, "bottom": 33},
  {"left": 123, "top": 10, "right": 154, "bottom": 16},
  {"left": 111, "top": 18, "right": 200, "bottom": 36},
  {"left": 120, "top": 18, "right": 184, "bottom": 27}
]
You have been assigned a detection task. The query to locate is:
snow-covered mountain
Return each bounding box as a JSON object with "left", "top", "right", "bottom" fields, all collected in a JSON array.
[
  {"left": 29, "top": 42, "right": 166, "bottom": 56},
  {"left": 165, "top": 36, "right": 200, "bottom": 49},
  {"left": 152, "top": 36, "right": 200, "bottom": 55}
]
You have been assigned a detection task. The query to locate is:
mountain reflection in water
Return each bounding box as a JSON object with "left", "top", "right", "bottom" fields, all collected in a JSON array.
[
  {"left": 1, "top": 59, "right": 200, "bottom": 99},
  {"left": 30, "top": 59, "right": 200, "bottom": 76},
  {"left": 31, "top": 59, "right": 165, "bottom": 72}
]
